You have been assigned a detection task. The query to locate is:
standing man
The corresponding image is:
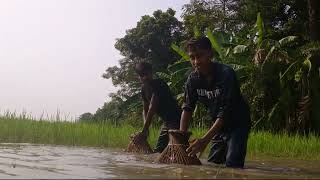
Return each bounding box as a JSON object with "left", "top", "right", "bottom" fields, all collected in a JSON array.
[
  {"left": 180, "top": 36, "right": 251, "bottom": 168},
  {"left": 133, "top": 62, "right": 181, "bottom": 153}
]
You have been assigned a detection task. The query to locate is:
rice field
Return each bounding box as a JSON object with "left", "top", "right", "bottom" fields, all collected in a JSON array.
[{"left": 1, "top": 114, "right": 319, "bottom": 161}]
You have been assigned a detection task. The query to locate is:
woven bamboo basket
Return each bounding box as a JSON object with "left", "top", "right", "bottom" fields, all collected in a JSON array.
[
  {"left": 157, "top": 129, "right": 202, "bottom": 165},
  {"left": 125, "top": 131, "right": 153, "bottom": 154}
]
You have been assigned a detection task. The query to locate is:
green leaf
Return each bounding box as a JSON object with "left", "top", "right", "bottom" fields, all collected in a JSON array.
[
  {"left": 170, "top": 67, "right": 190, "bottom": 87},
  {"left": 267, "top": 102, "right": 280, "bottom": 122},
  {"left": 294, "top": 69, "right": 303, "bottom": 82},
  {"left": 228, "top": 63, "right": 245, "bottom": 71},
  {"left": 265, "top": 46, "right": 276, "bottom": 61},
  {"left": 233, "top": 45, "right": 248, "bottom": 54},
  {"left": 225, "top": 47, "right": 231, "bottom": 57},
  {"left": 303, "top": 58, "right": 312, "bottom": 73},
  {"left": 255, "top": 12, "right": 264, "bottom": 46},
  {"left": 168, "top": 60, "right": 191, "bottom": 73},
  {"left": 280, "top": 61, "right": 299, "bottom": 81},
  {"left": 176, "top": 93, "right": 184, "bottom": 102},
  {"left": 156, "top": 72, "right": 171, "bottom": 81},
  {"left": 171, "top": 67, "right": 190, "bottom": 79},
  {"left": 193, "top": 26, "right": 201, "bottom": 38},
  {"left": 193, "top": 104, "right": 200, "bottom": 118},
  {"left": 205, "top": 30, "right": 223, "bottom": 59},
  {"left": 260, "top": 39, "right": 279, "bottom": 49},
  {"left": 171, "top": 43, "right": 190, "bottom": 61},
  {"left": 279, "top": 36, "right": 298, "bottom": 47}
]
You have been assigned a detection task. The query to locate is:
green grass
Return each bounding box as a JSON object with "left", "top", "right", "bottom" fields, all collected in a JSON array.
[
  {"left": 246, "top": 131, "right": 320, "bottom": 160},
  {"left": 190, "top": 128, "right": 320, "bottom": 161},
  {"left": 1, "top": 115, "right": 319, "bottom": 160},
  {"left": 0, "top": 116, "right": 136, "bottom": 148}
]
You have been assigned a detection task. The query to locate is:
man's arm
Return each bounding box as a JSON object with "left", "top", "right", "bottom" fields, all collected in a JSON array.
[
  {"left": 215, "top": 68, "right": 238, "bottom": 120},
  {"left": 133, "top": 93, "right": 157, "bottom": 143},
  {"left": 179, "top": 110, "right": 193, "bottom": 131},
  {"left": 201, "top": 118, "right": 223, "bottom": 142},
  {"left": 141, "top": 93, "right": 157, "bottom": 135},
  {"left": 143, "top": 100, "right": 149, "bottom": 124},
  {"left": 186, "top": 117, "right": 223, "bottom": 157}
]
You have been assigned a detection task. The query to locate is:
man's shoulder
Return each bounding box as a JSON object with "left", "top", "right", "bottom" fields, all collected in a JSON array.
[
  {"left": 213, "top": 61, "right": 235, "bottom": 76},
  {"left": 151, "top": 78, "right": 169, "bottom": 89}
]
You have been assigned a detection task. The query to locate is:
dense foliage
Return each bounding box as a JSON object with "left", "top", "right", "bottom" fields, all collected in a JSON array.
[{"left": 79, "top": 0, "right": 320, "bottom": 134}]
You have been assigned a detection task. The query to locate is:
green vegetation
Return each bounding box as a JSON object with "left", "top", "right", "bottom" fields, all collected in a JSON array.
[
  {"left": 0, "top": 115, "right": 134, "bottom": 148},
  {"left": 1, "top": 115, "right": 319, "bottom": 161},
  {"left": 80, "top": 0, "right": 320, "bottom": 136}
]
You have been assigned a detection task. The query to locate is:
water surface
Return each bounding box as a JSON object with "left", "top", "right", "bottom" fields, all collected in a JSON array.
[{"left": 0, "top": 143, "right": 319, "bottom": 179}]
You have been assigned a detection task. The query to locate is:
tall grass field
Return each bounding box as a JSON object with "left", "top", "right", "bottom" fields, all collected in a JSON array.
[{"left": 0, "top": 114, "right": 319, "bottom": 161}]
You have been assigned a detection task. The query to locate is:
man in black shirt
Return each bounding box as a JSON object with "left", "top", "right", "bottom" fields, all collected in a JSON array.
[
  {"left": 133, "top": 62, "right": 181, "bottom": 153},
  {"left": 180, "top": 36, "right": 251, "bottom": 168}
]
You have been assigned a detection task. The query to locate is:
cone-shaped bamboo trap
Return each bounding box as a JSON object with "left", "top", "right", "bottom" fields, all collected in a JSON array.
[
  {"left": 125, "top": 132, "right": 153, "bottom": 154},
  {"left": 157, "top": 130, "right": 201, "bottom": 165}
]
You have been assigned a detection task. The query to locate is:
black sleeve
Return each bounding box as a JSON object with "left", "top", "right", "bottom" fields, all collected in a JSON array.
[
  {"left": 152, "top": 79, "right": 164, "bottom": 98},
  {"left": 216, "top": 68, "right": 239, "bottom": 119},
  {"left": 182, "top": 76, "right": 198, "bottom": 112},
  {"left": 141, "top": 87, "right": 148, "bottom": 103}
]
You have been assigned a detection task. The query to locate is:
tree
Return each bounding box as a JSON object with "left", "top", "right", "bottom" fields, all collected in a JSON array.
[
  {"left": 236, "top": 0, "right": 309, "bottom": 39},
  {"left": 307, "top": 0, "right": 320, "bottom": 41},
  {"left": 93, "top": 93, "right": 125, "bottom": 124},
  {"left": 307, "top": 0, "right": 320, "bottom": 133},
  {"left": 78, "top": 112, "right": 94, "bottom": 122},
  {"left": 182, "top": 0, "right": 239, "bottom": 37},
  {"left": 103, "top": 9, "right": 184, "bottom": 100}
]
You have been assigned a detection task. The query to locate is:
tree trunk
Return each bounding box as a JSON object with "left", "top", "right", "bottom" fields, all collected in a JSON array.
[{"left": 308, "top": 0, "right": 320, "bottom": 41}]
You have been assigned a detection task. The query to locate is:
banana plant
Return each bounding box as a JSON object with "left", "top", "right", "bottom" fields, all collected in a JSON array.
[{"left": 251, "top": 27, "right": 319, "bottom": 133}]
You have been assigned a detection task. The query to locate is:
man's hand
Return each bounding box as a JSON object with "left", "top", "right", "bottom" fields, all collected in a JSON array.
[
  {"left": 186, "top": 118, "right": 224, "bottom": 157},
  {"left": 186, "top": 138, "right": 208, "bottom": 157}
]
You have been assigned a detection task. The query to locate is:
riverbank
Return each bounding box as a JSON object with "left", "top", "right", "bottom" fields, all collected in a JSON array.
[{"left": 0, "top": 117, "right": 319, "bottom": 160}]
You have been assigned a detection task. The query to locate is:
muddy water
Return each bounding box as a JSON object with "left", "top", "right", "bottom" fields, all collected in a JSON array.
[{"left": 0, "top": 143, "right": 319, "bottom": 179}]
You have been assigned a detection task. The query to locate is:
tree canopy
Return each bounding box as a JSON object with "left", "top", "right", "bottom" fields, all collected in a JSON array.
[{"left": 80, "top": 0, "right": 320, "bottom": 134}]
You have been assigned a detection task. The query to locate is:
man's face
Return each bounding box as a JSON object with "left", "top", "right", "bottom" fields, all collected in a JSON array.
[
  {"left": 188, "top": 47, "right": 212, "bottom": 75},
  {"left": 138, "top": 72, "right": 152, "bottom": 84}
]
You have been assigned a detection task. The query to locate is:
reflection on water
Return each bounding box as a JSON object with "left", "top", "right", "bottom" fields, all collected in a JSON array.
[{"left": 0, "top": 143, "right": 319, "bottom": 179}]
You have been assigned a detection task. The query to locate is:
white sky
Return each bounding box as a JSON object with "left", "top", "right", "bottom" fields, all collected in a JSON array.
[{"left": 0, "top": 0, "right": 187, "bottom": 119}]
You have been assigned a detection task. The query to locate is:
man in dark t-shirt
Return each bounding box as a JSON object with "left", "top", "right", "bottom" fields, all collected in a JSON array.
[
  {"left": 133, "top": 62, "right": 181, "bottom": 153},
  {"left": 179, "top": 37, "right": 251, "bottom": 168}
]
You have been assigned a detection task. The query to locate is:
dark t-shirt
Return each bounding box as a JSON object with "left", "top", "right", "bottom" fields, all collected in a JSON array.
[
  {"left": 182, "top": 62, "right": 250, "bottom": 132},
  {"left": 141, "top": 78, "right": 181, "bottom": 129}
]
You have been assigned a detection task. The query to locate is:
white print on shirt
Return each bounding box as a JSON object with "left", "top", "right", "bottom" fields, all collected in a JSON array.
[{"left": 196, "top": 88, "right": 222, "bottom": 100}]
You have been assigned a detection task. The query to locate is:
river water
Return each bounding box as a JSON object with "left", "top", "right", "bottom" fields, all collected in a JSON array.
[{"left": 0, "top": 143, "right": 319, "bottom": 179}]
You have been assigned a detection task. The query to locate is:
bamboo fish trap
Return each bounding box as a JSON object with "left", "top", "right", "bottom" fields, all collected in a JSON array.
[
  {"left": 125, "top": 131, "right": 153, "bottom": 154},
  {"left": 157, "top": 130, "right": 202, "bottom": 165}
]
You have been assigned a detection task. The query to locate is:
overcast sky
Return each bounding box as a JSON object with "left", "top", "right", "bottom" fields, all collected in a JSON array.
[{"left": 0, "top": 0, "right": 187, "bottom": 119}]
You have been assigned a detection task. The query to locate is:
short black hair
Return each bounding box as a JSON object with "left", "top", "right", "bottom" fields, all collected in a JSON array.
[
  {"left": 186, "top": 36, "right": 212, "bottom": 51},
  {"left": 134, "top": 62, "right": 152, "bottom": 75}
]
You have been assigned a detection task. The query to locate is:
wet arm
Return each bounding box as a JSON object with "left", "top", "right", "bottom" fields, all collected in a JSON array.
[
  {"left": 179, "top": 110, "right": 193, "bottom": 131},
  {"left": 186, "top": 117, "right": 224, "bottom": 157},
  {"left": 200, "top": 118, "right": 223, "bottom": 144},
  {"left": 142, "top": 93, "right": 158, "bottom": 134},
  {"left": 143, "top": 101, "right": 149, "bottom": 124}
]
